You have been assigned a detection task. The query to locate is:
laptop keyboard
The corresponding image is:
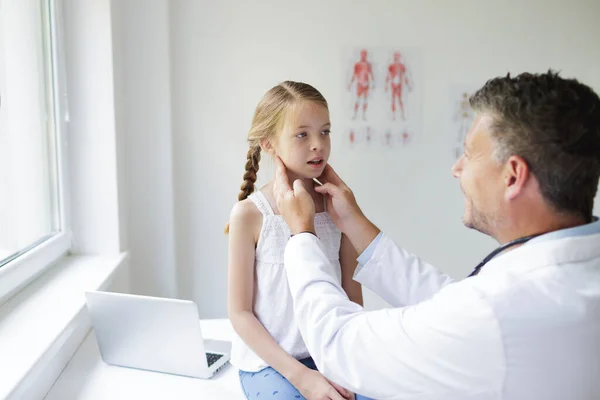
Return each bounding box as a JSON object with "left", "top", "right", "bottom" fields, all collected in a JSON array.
[{"left": 206, "top": 352, "right": 223, "bottom": 367}]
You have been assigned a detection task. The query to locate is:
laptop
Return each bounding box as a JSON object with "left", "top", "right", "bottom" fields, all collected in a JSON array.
[{"left": 85, "top": 290, "right": 231, "bottom": 379}]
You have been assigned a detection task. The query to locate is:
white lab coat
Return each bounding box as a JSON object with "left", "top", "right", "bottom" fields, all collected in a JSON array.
[{"left": 284, "top": 232, "right": 600, "bottom": 400}]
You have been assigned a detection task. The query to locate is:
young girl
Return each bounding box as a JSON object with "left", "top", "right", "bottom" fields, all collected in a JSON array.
[{"left": 226, "top": 81, "right": 370, "bottom": 400}]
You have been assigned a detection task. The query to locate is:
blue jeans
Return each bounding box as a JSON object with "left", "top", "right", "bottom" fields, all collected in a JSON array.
[{"left": 239, "top": 357, "right": 373, "bottom": 399}]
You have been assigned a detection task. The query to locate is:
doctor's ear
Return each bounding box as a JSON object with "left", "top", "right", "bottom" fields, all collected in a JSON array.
[{"left": 260, "top": 139, "right": 276, "bottom": 155}]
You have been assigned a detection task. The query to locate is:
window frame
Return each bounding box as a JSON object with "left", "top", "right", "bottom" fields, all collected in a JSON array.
[{"left": 0, "top": 0, "right": 71, "bottom": 305}]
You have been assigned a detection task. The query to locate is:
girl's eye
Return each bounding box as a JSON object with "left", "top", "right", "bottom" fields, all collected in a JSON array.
[
  {"left": 295, "top": 132, "right": 307, "bottom": 139},
  {"left": 322, "top": 129, "right": 331, "bottom": 136}
]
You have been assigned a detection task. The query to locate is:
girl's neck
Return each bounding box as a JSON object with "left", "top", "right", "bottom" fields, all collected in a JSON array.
[{"left": 286, "top": 172, "right": 318, "bottom": 196}]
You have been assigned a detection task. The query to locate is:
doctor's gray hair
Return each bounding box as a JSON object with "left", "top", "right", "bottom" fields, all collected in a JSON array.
[{"left": 470, "top": 70, "right": 600, "bottom": 221}]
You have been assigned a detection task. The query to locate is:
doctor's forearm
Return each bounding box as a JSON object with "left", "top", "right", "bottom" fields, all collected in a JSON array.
[
  {"left": 354, "top": 235, "right": 454, "bottom": 307},
  {"left": 344, "top": 215, "right": 380, "bottom": 255},
  {"left": 285, "top": 235, "right": 491, "bottom": 398}
]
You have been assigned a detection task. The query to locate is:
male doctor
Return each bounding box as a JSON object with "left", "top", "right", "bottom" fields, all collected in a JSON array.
[{"left": 274, "top": 71, "right": 600, "bottom": 400}]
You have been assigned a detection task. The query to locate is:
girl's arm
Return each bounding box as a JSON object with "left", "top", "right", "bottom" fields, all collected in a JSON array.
[
  {"left": 227, "top": 200, "right": 308, "bottom": 382},
  {"left": 339, "top": 233, "right": 363, "bottom": 306}
]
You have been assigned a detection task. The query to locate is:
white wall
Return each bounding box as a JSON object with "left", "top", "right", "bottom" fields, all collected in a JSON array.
[
  {"left": 64, "top": 0, "right": 123, "bottom": 255},
  {"left": 111, "top": 0, "right": 178, "bottom": 298},
  {"left": 119, "top": 0, "right": 600, "bottom": 317}
]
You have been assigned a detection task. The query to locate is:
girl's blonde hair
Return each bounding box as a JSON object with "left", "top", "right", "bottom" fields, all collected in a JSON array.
[{"left": 224, "top": 81, "right": 328, "bottom": 233}]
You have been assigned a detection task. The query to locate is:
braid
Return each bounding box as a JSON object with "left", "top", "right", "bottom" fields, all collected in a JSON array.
[
  {"left": 224, "top": 146, "right": 261, "bottom": 234},
  {"left": 237, "top": 146, "right": 261, "bottom": 201}
]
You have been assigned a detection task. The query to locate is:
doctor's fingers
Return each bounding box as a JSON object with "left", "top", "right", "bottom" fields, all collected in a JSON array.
[
  {"left": 314, "top": 182, "right": 342, "bottom": 198},
  {"left": 315, "top": 183, "right": 359, "bottom": 211},
  {"left": 273, "top": 157, "right": 292, "bottom": 199},
  {"left": 318, "top": 164, "right": 347, "bottom": 188}
]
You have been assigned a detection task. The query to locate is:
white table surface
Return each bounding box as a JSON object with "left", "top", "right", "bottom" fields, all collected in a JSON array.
[{"left": 45, "top": 319, "right": 245, "bottom": 400}]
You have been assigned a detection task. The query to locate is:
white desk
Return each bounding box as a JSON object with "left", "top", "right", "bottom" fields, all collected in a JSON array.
[{"left": 46, "top": 319, "right": 245, "bottom": 399}]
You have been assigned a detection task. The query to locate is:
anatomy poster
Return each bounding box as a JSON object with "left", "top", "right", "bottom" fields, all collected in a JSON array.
[
  {"left": 450, "top": 85, "right": 478, "bottom": 160},
  {"left": 344, "top": 47, "right": 422, "bottom": 150}
]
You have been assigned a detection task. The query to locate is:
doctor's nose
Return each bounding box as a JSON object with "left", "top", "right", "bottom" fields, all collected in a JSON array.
[{"left": 451, "top": 156, "right": 463, "bottom": 178}]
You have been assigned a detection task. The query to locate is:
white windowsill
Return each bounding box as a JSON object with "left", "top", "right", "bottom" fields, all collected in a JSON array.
[{"left": 0, "top": 252, "right": 128, "bottom": 400}]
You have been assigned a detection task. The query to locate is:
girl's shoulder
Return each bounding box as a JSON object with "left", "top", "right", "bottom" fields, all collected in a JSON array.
[
  {"left": 229, "top": 197, "right": 262, "bottom": 223},
  {"left": 228, "top": 198, "right": 263, "bottom": 243}
]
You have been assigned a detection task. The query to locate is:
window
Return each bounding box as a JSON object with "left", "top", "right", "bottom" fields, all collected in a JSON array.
[{"left": 0, "top": 0, "right": 70, "bottom": 303}]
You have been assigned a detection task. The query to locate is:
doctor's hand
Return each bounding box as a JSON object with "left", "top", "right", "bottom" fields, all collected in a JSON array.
[
  {"left": 314, "top": 164, "right": 365, "bottom": 234},
  {"left": 315, "top": 164, "right": 380, "bottom": 254},
  {"left": 291, "top": 368, "right": 354, "bottom": 400},
  {"left": 273, "top": 157, "right": 316, "bottom": 235}
]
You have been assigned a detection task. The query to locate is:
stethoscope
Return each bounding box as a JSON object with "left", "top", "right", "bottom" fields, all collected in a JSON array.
[{"left": 467, "top": 233, "right": 542, "bottom": 277}]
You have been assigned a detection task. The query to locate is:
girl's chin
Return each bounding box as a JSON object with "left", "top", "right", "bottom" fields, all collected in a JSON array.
[{"left": 287, "top": 167, "right": 323, "bottom": 180}]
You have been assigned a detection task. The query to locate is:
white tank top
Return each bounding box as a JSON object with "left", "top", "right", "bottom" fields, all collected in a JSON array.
[{"left": 230, "top": 190, "right": 342, "bottom": 372}]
